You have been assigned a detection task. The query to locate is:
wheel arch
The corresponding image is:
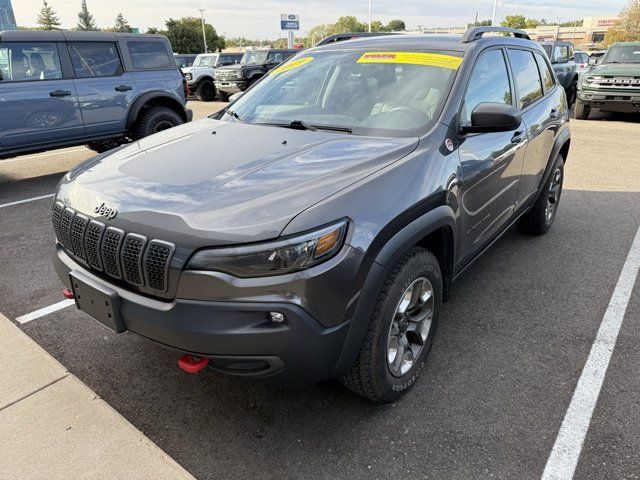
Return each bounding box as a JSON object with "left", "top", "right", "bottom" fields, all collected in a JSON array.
[{"left": 126, "top": 92, "right": 187, "bottom": 131}]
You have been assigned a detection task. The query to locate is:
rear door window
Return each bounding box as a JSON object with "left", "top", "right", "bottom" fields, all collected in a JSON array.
[
  {"left": 507, "top": 49, "right": 543, "bottom": 108},
  {"left": 0, "top": 42, "right": 62, "bottom": 82},
  {"left": 462, "top": 48, "right": 512, "bottom": 123},
  {"left": 68, "top": 42, "right": 123, "bottom": 78},
  {"left": 534, "top": 52, "right": 555, "bottom": 92},
  {"left": 553, "top": 45, "right": 570, "bottom": 63},
  {"left": 127, "top": 41, "right": 173, "bottom": 70}
]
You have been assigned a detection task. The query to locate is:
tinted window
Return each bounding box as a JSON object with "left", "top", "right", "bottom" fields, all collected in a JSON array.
[
  {"left": 534, "top": 52, "right": 554, "bottom": 92},
  {"left": 127, "top": 41, "right": 172, "bottom": 69},
  {"left": 68, "top": 42, "right": 122, "bottom": 78},
  {"left": 553, "top": 45, "right": 570, "bottom": 63},
  {"left": 0, "top": 42, "right": 62, "bottom": 82},
  {"left": 507, "top": 49, "right": 543, "bottom": 108},
  {"left": 462, "top": 49, "right": 512, "bottom": 123}
]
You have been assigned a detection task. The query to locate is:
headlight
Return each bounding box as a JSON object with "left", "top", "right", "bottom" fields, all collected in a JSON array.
[
  {"left": 585, "top": 75, "right": 600, "bottom": 84},
  {"left": 185, "top": 73, "right": 192, "bottom": 81},
  {"left": 186, "top": 220, "right": 348, "bottom": 277}
]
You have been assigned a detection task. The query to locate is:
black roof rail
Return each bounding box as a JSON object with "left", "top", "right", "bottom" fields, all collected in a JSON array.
[
  {"left": 316, "top": 32, "right": 399, "bottom": 46},
  {"left": 461, "top": 26, "right": 530, "bottom": 43}
]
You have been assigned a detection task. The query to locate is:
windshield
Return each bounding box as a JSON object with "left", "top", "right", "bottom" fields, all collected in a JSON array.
[
  {"left": 225, "top": 49, "right": 462, "bottom": 137},
  {"left": 603, "top": 45, "right": 640, "bottom": 64},
  {"left": 193, "top": 54, "right": 219, "bottom": 67},
  {"left": 241, "top": 50, "right": 269, "bottom": 65}
]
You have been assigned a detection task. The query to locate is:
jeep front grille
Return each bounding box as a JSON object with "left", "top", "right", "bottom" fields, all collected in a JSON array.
[{"left": 52, "top": 201, "right": 174, "bottom": 293}]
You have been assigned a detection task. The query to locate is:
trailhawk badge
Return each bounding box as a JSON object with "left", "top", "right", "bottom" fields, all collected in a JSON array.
[{"left": 94, "top": 202, "right": 118, "bottom": 220}]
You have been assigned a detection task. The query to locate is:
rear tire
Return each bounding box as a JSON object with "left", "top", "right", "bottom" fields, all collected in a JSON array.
[
  {"left": 566, "top": 79, "right": 577, "bottom": 106},
  {"left": 517, "top": 154, "right": 564, "bottom": 235},
  {"left": 195, "top": 80, "right": 216, "bottom": 102},
  {"left": 574, "top": 100, "right": 590, "bottom": 120},
  {"left": 132, "top": 106, "right": 183, "bottom": 140},
  {"left": 341, "top": 247, "right": 442, "bottom": 403}
]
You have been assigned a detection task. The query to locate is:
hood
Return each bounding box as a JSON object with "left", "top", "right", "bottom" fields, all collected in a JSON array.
[
  {"left": 584, "top": 63, "right": 640, "bottom": 76},
  {"left": 57, "top": 118, "right": 418, "bottom": 246},
  {"left": 216, "top": 64, "right": 244, "bottom": 72}
]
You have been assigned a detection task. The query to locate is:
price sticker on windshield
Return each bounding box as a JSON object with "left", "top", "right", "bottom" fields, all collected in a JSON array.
[
  {"left": 357, "top": 52, "right": 463, "bottom": 70},
  {"left": 271, "top": 57, "right": 314, "bottom": 75}
]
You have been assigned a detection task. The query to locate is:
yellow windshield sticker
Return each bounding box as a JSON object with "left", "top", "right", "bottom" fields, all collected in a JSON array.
[
  {"left": 357, "top": 52, "right": 463, "bottom": 70},
  {"left": 271, "top": 56, "right": 313, "bottom": 75}
]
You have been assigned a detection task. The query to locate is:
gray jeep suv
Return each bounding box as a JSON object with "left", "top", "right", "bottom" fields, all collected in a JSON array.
[
  {"left": 0, "top": 30, "right": 191, "bottom": 158},
  {"left": 52, "top": 27, "right": 570, "bottom": 403}
]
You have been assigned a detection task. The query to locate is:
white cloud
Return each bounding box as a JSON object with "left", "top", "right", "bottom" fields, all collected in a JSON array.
[{"left": 12, "top": 0, "right": 625, "bottom": 38}]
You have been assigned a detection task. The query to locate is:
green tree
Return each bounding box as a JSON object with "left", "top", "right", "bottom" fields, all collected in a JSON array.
[
  {"left": 524, "top": 18, "right": 540, "bottom": 28},
  {"left": 501, "top": 14, "right": 527, "bottom": 29},
  {"left": 334, "top": 16, "right": 367, "bottom": 33},
  {"left": 386, "top": 19, "right": 406, "bottom": 31},
  {"left": 76, "top": 0, "right": 97, "bottom": 31},
  {"left": 164, "top": 17, "right": 225, "bottom": 54},
  {"left": 605, "top": 0, "right": 640, "bottom": 45},
  {"left": 36, "top": 0, "right": 62, "bottom": 30},
  {"left": 370, "top": 20, "right": 387, "bottom": 32},
  {"left": 113, "top": 13, "right": 132, "bottom": 33}
]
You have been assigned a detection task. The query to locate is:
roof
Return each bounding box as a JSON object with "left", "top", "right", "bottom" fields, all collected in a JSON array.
[
  {"left": 0, "top": 30, "right": 168, "bottom": 42},
  {"left": 309, "top": 32, "right": 537, "bottom": 54},
  {"left": 611, "top": 41, "right": 640, "bottom": 47}
]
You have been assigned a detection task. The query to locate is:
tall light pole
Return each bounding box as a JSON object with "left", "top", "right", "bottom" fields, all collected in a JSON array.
[
  {"left": 198, "top": 8, "right": 208, "bottom": 53},
  {"left": 491, "top": 0, "right": 498, "bottom": 26},
  {"left": 368, "top": 0, "right": 372, "bottom": 32}
]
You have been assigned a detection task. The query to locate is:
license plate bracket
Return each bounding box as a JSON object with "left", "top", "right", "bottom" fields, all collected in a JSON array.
[{"left": 69, "top": 271, "right": 124, "bottom": 333}]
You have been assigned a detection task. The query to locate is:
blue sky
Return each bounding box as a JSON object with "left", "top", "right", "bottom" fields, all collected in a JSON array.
[{"left": 14, "top": 0, "right": 626, "bottom": 38}]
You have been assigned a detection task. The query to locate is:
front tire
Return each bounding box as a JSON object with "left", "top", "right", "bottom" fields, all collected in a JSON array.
[
  {"left": 566, "top": 80, "right": 577, "bottom": 106},
  {"left": 574, "top": 100, "right": 590, "bottom": 120},
  {"left": 195, "top": 80, "right": 216, "bottom": 102},
  {"left": 517, "top": 154, "right": 564, "bottom": 235},
  {"left": 132, "top": 106, "right": 183, "bottom": 140},
  {"left": 341, "top": 247, "right": 442, "bottom": 403}
]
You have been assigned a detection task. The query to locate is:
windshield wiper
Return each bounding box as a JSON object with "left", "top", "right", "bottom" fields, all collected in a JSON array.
[{"left": 258, "top": 120, "right": 352, "bottom": 134}]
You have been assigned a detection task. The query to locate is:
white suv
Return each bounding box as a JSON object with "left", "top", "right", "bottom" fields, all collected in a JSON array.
[{"left": 183, "top": 52, "right": 242, "bottom": 101}]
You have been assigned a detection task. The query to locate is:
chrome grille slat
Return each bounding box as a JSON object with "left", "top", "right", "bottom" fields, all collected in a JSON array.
[
  {"left": 101, "top": 227, "right": 125, "bottom": 279},
  {"left": 121, "top": 233, "right": 147, "bottom": 286},
  {"left": 85, "top": 220, "right": 105, "bottom": 270},
  {"left": 144, "top": 240, "right": 175, "bottom": 292},
  {"left": 70, "top": 214, "right": 89, "bottom": 262},
  {"left": 59, "top": 208, "right": 75, "bottom": 250}
]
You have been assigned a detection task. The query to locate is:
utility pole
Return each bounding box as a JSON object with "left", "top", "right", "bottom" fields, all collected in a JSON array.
[
  {"left": 491, "top": 0, "right": 498, "bottom": 26},
  {"left": 368, "top": 0, "right": 372, "bottom": 32},
  {"left": 198, "top": 9, "right": 208, "bottom": 53}
]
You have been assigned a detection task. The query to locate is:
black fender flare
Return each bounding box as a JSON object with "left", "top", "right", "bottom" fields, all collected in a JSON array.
[
  {"left": 125, "top": 92, "right": 186, "bottom": 130},
  {"left": 330, "top": 204, "right": 457, "bottom": 377},
  {"left": 245, "top": 69, "right": 265, "bottom": 82},
  {"left": 535, "top": 125, "right": 570, "bottom": 203},
  {"left": 194, "top": 76, "right": 214, "bottom": 88}
]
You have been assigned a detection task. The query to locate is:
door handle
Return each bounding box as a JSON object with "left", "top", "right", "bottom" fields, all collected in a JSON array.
[
  {"left": 49, "top": 90, "right": 72, "bottom": 97},
  {"left": 549, "top": 108, "right": 559, "bottom": 119},
  {"left": 115, "top": 85, "right": 133, "bottom": 92},
  {"left": 511, "top": 130, "right": 526, "bottom": 144}
]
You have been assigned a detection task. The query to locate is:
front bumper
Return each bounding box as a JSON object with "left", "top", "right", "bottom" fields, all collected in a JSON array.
[
  {"left": 54, "top": 244, "right": 361, "bottom": 385},
  {"left": 215, "top": 81, "right": 247, "bottom": 94},
  {"left": 578, "top": 90, "right": 640, "bottom": 113}
]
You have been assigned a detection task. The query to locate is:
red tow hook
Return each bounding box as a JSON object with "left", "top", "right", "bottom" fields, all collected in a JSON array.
[
  {"left": 63, "top": 288, "right": 74, "bottom": 300},
  {"left": 178, "top": 354, "right": 209, "bottom": 373}
]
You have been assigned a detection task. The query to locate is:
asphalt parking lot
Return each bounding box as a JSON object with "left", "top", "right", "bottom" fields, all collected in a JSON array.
[{"left": 1, "top": 102, "right": 639, "bottom": 479}]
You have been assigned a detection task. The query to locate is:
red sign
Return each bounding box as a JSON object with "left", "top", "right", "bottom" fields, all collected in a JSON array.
[{"left": 597, "top": 19, "right": 617, "bottom": 27}]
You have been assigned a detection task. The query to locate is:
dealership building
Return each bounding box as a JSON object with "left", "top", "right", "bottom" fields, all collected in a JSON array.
[
  {"left": 524, "top": 15, "right": 619, "bottom": 49},
  {"left": 0, "top": 0, "right": 16, "bottom": 31}
]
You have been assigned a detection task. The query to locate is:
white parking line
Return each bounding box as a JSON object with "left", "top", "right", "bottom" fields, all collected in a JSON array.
[
  {"left": 15, "top": 300, "right": 75, "bottom": 325},
  {"left": 0, "top": 193, "right": 54, "bottom": 209},
  {"left": 542, "top": 225, "right": 640, "bottom": 480}
]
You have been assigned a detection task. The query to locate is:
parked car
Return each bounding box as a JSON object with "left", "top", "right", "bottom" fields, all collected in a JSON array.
[
  {"left": 540, "top": 41, "right": 578, "bottom": 104},
  {"left": 174, "top": 53, "right": 198, "bottom": 69},
  {"left": 214, "top": 48, "right": 296, "bottom": 100},
  {"left": 574, "top": 50, "right": 590, "bottom": 73},
  {"left": 0, "top": 30, "right": 191, "bottom": 158},
  {"left": 576, "top": 41, "right": 640, "bottom": 119},
  {"left": 182, "top": 52, "right": 243, "bottom": 101},
  {"left": 52, "top": 27, "right": 570, "bottom": 403}
]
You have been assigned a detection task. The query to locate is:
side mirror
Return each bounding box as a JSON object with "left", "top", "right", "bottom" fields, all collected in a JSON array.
[{"left": 461, "top": 103, "right": 522, "bottom": 134}]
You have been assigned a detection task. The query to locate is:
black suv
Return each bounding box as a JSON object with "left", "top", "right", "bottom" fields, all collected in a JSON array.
[
  {"left": 52, "top": 27, "right": 570, "bottom": 403},
  {"left": 214, "top": 48, "right": 296, "bottom": 99}
]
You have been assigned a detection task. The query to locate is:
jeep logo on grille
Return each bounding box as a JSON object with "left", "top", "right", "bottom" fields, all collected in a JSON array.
[{"left": 94, "top": 202, "right": 118, "bottom": 220}]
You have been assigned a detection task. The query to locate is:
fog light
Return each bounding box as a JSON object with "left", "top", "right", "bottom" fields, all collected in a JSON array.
[{"left": 269, "top": 312, "right": 285, "bottom": 324}]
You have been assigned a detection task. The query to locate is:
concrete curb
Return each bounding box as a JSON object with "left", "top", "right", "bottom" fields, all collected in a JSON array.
[{"left": 0, "top": 313, "right": 195, "bottom": 480}]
